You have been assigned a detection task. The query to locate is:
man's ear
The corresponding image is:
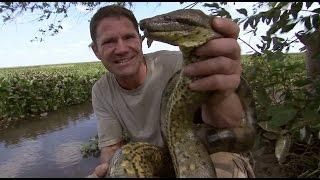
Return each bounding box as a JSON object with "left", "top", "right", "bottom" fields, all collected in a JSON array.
[{"left": 90, "top": 42, "right": 102, "bottom": 60}]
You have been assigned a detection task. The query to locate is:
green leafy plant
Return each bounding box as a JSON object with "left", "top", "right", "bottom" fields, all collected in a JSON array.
[
  {"left": 243, "top": 53, "right": 320, "bottom": 177},
  {"left": 81, "top": 134, "right": 100, "bottom": 158},
  {"left": 0, "top": 62, "right": 106, "bottom": 130},
  {"left": 81, "top": 132, "right": 131, "bottom": 158}
]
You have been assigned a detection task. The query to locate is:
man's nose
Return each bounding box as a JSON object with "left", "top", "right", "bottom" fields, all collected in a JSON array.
[{"left": 114, "top": 39, "right": 129, "bottom": 54}]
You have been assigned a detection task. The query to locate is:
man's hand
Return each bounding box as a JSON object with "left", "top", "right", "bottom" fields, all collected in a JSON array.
[
  {"left": 91, "top": 141, "right": 123, "bottom": 178},
  {"left": 183, "top": 17, "right": 243, "bottom": 128},
  {"left": 93, "top": 163, "right": 109, "bottom": 177}
]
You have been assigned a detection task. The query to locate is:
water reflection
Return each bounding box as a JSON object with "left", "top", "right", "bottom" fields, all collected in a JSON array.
[
  {"left": 0, "top": 102, "right": 100, "bottom": 178},
  {"left": 53, "top": 141, "right": 83, "bottom": 169},
  {"left": 0, "top": 140, "right": 41, "bottom": 178}
]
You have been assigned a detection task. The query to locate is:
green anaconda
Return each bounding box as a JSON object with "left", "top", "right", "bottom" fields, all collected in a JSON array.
[{"left": 106, "top": 9, "right": 256, "bottom": 178}]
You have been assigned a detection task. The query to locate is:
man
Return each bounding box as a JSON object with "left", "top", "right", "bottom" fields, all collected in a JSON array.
[{"left": 88, "top": 5, "right": 255, "bottom": 178}]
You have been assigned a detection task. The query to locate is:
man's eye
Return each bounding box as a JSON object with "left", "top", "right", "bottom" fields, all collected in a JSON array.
[
  {"left": 124, "top": 35, "right": 135, "bottom": 40},
  {"left": 103, "top": 40, "right": 112, "bottom": 44},
  {"left": 102, "top": 38, "right": 116, "bottom": 45}
]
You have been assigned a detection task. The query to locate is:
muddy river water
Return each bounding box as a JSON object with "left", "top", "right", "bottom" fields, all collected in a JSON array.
[{"left": 0, "top": 102, "right": 100, "bottom": 178}]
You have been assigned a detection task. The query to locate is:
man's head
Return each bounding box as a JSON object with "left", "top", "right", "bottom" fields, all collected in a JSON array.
[
  {"left": 89, "top": 5, "right": 145, "bottom": 81},
  {"left": 90, "top": 5, "right": 139, "bottom": 44}
]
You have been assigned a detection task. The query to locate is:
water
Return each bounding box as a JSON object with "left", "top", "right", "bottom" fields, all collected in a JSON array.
[{"left": 0, "top": 102, "right": 100, "bottom": 178}]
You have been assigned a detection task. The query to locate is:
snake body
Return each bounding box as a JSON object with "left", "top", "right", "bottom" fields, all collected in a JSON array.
[{"left": 107, "top": 9, "right": 256, "bottom": 178}]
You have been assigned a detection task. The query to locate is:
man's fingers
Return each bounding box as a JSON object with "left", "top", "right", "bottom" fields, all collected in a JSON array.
[
  {"left": 188, "top": 74, "right": 241, "bottom": 92},
  {"left": 183, "top": 56, "right": 241, "bottom": 77},
  {"left": 194, "top": 38, "right": 241, "bottom": 60},
  {"left": 211, "top": 17, "right": 240, "bottom": 39},
  {"left": 95, "top": 163, "right": 109, "bottom": 177}
]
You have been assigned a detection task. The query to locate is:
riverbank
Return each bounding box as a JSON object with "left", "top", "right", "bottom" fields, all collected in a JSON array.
[{"left": 0, "top": 62, "right": 106, "bottom": 130}]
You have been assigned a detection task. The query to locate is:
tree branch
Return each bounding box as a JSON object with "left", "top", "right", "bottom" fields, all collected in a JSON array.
[
  {"left": 182, "top": 2, "right": 199, "bottom": 9},
  {"left": 238, "top": 37, "right": 262, "bottom": 54}
]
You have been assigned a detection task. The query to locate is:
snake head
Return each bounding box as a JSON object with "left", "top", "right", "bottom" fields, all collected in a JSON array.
[{"left": 139, "top": 9, "right": 221, "bottom": 50}]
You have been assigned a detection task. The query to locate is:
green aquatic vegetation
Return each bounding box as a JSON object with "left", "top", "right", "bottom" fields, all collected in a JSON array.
[{"left": 0, "top": 62, "right": 106, "bottom": 130}]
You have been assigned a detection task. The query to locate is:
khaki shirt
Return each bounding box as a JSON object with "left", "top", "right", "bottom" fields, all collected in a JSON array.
[{"left": 92, "top": 50, "right": 183, "bottom": 149}]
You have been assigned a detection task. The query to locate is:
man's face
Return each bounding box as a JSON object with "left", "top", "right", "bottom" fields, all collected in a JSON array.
[{"left": 93, "top": 16, "right": 143, "bottom": 78}]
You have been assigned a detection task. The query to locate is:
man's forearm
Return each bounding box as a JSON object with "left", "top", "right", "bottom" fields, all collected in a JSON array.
[
  {"left": 202, "top": 92, "right": 243, "bottom": 128},
  {"left": 100, "top": 141, "right": 123, "bottom": 164}
]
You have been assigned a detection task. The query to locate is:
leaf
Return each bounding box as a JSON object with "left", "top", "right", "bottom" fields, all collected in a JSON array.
[
  {"left": 203, "top": 2, "right": 220, "bottom": 9},
  {"left": 278, "top": 18, "right": 289, "bottom": 29},
  {"left": 274, "top": 8, "right": 281, "bottom": 21},
  {"left": 258, "top": 121, "right": 281, "bottom": 134},
  {"left": 305, "top": 2, "right": 314, "bottom": 9},
  {"left": 292, "top": 2, "right": 303, "bottom": 13},
  {"left": 314, "top": 123, "right": 320, "bottom": 130},
  {"left": 267, "top": 105, "right": 297, "bottom": 127},
  {"left": 215, "top": 8, "right": 231, "bottom": 18},
  {"left": 236, "top": 8, "right": 247, "bottom": 16},
  {"left": 261, "top": 16, "right": 266, "bottom": 23},
  {"left": 312, "top": 8, "right": 320, "bottom": 14},
  {"left": 262, "top": 132, "right": 278, "bottom": 140},
  {"left": 280, "top": 22, "right": 297, "bottom": 33},
  {"left": 249, "top": 17, "right": 255, "bottom": 29},
  {"left": 253, "top": 15, "right": 261, "bottom": 27},
  {"left": 266, "top": 18, "right": 271, "bottom": 25},
  {"left": 302, "top": 108, "right": 320, "bottom": 126},
  {"left": 285, "top": 46, "right": 290, "bottom": 52},
  {"left": 275, "top": 133, "right": 292, "bottom": 164},
  {"left": 298, "top": 126, "right": 313, "bottom": 143},
  {"left": 243, "top": 19, "right": 249, "bottom": 30},
  {"left": 293, "top": 78, "right": 312, "bottom": 87},
  {"left": 311, "top": 14, "right": 320, "bottom": 29},
  {"left": 256, "top": 87, "right": 271, "bottom": 107},
  {"left": 261, "top": 35, "right": 270, "bottom": 41},
  {"left": 303, "top": 17, "right": 312, "bottom": 30},
  {"left": 289, "top": 119, "right": 307, "bottom": 131},
  {"left": 268, "top": 24, "right": 279, "bottom": 35},
  {"left": 311, "top": 52, "right": 320, "bottom": 60},
  {"left": 292, "top": 11, "right": 298, "bottom": 20}
]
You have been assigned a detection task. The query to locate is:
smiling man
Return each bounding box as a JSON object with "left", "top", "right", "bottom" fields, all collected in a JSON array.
[{"left": 88, "top": 5, "right": 255, "bottom": 178}]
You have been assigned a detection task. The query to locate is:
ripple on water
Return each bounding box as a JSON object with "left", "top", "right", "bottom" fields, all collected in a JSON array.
[
  {"left": 0, "top": 140, "right": 41, "bottom": 178},
  {"left": 52, "top": 141, "right": 84, "bottom": 169}
]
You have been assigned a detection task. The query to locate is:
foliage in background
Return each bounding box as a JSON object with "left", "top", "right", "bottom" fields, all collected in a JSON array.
[
  {"left": 0, "top": 62, "right": 106, "bottom": 130},
  {"left": 243, "top": 53, "right": 320, "bottom": 177},
  {"left": 202, "top": 2, "right": 320, "bottom": 54}
]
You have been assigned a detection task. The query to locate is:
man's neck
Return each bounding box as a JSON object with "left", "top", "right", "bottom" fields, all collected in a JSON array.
[{"left": 115, "top": 58, "right": 147, "bottom": 90}]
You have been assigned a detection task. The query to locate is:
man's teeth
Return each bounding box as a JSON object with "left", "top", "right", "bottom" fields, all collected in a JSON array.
[{"left": 117, "top": 58, "right": 130, "bottom": 64}]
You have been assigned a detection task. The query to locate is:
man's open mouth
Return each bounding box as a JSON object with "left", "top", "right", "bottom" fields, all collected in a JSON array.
[{"left": 114, "top": 58, "right": 132, "bottom": 64}]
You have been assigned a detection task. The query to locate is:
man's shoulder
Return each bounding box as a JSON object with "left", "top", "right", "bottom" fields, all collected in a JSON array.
[
  {"left": 145, "top": 50, "right": 182, "bottom": 59},
  {"left": 145, "top": 50, "right": 182, "bottom": 67},
  {"left": 92, "top": 73, "right": 112, "bottom": 95}
]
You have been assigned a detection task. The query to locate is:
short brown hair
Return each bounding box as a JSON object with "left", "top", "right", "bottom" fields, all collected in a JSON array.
[{"left": 89, "top": 5, "right": 139, "bottom": 44}]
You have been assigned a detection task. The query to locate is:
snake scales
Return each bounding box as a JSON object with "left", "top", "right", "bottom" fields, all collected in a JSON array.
[{"left": 106, "top": 9, "right": 256, "bottom": 178}]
